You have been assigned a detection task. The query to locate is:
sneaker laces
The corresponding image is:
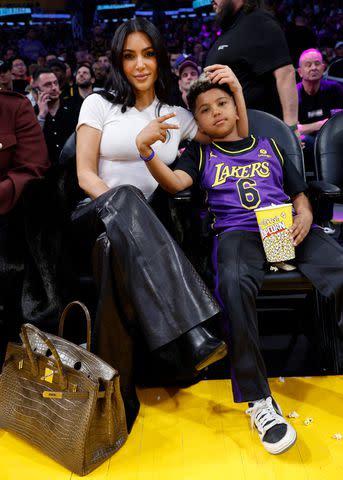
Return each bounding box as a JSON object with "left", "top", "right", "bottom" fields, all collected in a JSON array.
[{"left": 246, "top": 397, "right": 283, "bottom": 434}]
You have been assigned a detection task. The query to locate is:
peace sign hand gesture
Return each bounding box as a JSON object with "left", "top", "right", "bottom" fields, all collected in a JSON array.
[{"left": 136, "top": 113, "right": 179, "bottom": 158}]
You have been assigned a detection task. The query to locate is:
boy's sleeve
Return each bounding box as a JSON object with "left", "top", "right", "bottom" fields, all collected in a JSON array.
[
  {"left": 280, "top": 147, "right": 308, "bottom": 196},
  {"left": 174, "top": 141, "right": 202, "bottom": 184}
]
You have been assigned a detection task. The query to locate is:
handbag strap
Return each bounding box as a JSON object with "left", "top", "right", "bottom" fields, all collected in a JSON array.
[
  {"left": 21, "top": 323, "right": 68, "bottom": 390},
  {"left": 58, "top": 301, "right": 91, "bottom": 352}
]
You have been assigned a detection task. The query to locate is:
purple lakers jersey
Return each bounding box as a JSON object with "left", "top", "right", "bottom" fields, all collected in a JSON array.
[{"left": 200, "top": 136, "right": 290, "bottom": 232}]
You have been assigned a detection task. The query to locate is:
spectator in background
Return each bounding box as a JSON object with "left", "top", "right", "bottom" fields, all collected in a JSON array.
[
  {"left": 92, "top": 61, "right": 109, "bottom": 91},
  {"left": 46, "top": 53, "right": 57, "bottom": 63},
  {"left": 75, "top": 64, "right": 95, "bottom": 100},
  {"left": 18, "top": 28, "right": 46, "bottom": 62},
  {"left": 3, "top": 48, "right": 17, "bottom": 61},
  {"left": 285, "top": 14, "right": 318, "bottom": 67},
  {"left": 11, "top": 57, "right": 30, "bottom": 94},
  {"left": 11, "top": 57, "right": 30, "bottom": 82},
  {"left": 34, "top": 68, "right": 81, "bottom": 166},
  {"left": 84, "top": 52, "right": 96, "bottom": 68},
  {"left": 36, "top": 55, "right": 46, "bottom": 68},
  {"left": 207, "top": 0, "right": 299, "bottom": 136},
  {"left": 0, "top": 60, "right": 28, "bottom": 95},
  {"left": 0, "top": 60, "right": 13, "bottom": 91},
  {"left": 333, "top": 41, "right": 343, "bottom": 61},
  {"left": 174, "top": 54, "right": 200, "bottom": 109},
  {"left": 47, "top": 59, "right": 73, "bottom": 100},
  {"left": 98, "top": 54, "right": 110, "bottom": 70},
  {"left": 297, "top": 48, "right": 343, "bottom": 176},
  {"left": 193, "top": 42, "right": 206, "bottom": 68},
  {"left": 90, "top": 25, "right": 109, "bottom": 58},
  {"left": 75, "top": 49, "right": 87, "bottom": 67},
  {"left": 327, "top": 41, "right": 343, "bottom": 79},
  {"left": 169, "top": 49, "right": 182, "bottom": 76},
  {"left": 0, "top": 89, "right": 49, "bottom": 364}
]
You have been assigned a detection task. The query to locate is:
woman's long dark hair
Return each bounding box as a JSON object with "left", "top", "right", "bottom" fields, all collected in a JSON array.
[{"left": 100, "top": 18, "right": 171, "bottom": 113}]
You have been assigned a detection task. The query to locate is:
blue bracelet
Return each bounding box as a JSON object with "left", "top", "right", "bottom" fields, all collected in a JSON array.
[{"left": 139, "top": 149, "right": 155, "bottom": 162}]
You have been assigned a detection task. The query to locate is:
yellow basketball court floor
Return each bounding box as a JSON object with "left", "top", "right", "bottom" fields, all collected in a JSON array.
[{"left": 0, "top": 376, "right": 342, "bottom": 479}]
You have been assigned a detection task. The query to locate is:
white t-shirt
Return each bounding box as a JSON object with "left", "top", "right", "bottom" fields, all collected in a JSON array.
[{"left": 77, "top": 94, "right": 198, "bottom": 199}]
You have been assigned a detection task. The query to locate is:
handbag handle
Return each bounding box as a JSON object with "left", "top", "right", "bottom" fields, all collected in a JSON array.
[
  {"left": 21, "top": 323, "right": 68, "bottom": 390},
  {"left": 58, "top": 301, "right": 91, "bottom": 352}
]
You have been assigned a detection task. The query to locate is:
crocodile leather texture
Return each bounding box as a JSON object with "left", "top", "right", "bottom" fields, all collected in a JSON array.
[{"left": 0, "top": 316, "right": 128, "bottom": 476}]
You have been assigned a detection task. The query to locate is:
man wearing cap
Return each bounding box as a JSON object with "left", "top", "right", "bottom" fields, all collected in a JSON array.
[
  {"left": 327, "top": 41, "right": 343, "bottom": 79},
  {"left": 171, "top": 55, "right": 200, "bottom": 109},
  {"left": 47, "top": 59, "right": 74, "bottom": 100},
  {"left": 176, "top": 55, "right": 200, "bottom": 109},
  {"left": 0, "top": 88, "right": 49, "bottom": 363},
  {"left": 207, "top": 0, "right": 299, "bottom": 135},
  {"left": 297, "top": 48, "right": 343, "bottom": 173}
]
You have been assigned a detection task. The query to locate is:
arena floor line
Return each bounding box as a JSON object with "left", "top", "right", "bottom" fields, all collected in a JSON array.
[{"left": 0, "top": 376, "right": 342, "bottom": 479}]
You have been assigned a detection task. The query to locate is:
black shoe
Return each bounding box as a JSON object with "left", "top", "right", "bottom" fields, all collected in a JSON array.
[{"left": 181, "top": 325, "right": 228, "bottom": 371}]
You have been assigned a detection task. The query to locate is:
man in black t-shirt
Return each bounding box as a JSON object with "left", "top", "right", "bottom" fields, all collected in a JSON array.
[
  {"left": 207, "top": 1, "right": 299, "bottom": 133},
  {"left": 297, "top": 48, "right": 343, "bottom": 175}
]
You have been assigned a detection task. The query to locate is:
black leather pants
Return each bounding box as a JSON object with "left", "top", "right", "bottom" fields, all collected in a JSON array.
[{"left": 71, "top": 185, "right": 220, "bottom": 430}]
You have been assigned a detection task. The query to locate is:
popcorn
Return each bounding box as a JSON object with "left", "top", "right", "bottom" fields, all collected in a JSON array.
[
  {"left": 255, "top": 204, "right": 295, "bottom": 263},
  {"left": 263, "top": 230, "right": 295, "bottom": 263},
  {"left": 287, "top": 411, "right": 300, "bottom": 418},
  {"left": 332, "top": 433, "right": 342, "bottom": 440},
  {"left": 303, "top": 417, "right": 313, "bottom": 426}
]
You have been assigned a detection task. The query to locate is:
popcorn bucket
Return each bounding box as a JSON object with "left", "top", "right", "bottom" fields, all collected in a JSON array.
[{"left": 255, "top": 203, "right": 295, "bottom": 263}]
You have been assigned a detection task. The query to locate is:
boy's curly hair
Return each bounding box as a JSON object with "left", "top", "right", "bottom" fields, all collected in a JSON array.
[{"left": 187, "top": 73, "right": 234, "bottom": 115}]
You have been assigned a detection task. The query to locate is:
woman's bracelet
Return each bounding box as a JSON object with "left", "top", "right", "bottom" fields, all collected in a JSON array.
[{"left": 139, "top": 148, "right": 155, "bottom": 162}]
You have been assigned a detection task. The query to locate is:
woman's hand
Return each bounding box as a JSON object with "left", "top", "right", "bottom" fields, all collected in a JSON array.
[
  {"left": 204, "top": 64, "right": 242, "bottom": 94},
  {"left": 136, "top": 113, "right": 179, "bottom": 157}
]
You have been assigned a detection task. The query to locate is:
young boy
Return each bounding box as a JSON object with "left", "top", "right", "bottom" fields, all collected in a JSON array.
[{"left": 136, "top": 66, "right": 343, "bottom": 455}]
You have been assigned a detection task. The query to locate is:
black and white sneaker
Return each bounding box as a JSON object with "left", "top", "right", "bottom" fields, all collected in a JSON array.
[{"left": 246, "top": 397, "right": 297, "bottom": 454}]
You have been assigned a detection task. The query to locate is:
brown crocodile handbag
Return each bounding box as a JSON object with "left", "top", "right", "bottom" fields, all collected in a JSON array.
[{"left": 0, "top": 301, "right": 128, "bottom": 476}]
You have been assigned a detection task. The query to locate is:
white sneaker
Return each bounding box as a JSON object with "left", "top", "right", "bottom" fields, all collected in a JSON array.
[
  {"left": 322, "top": 220, "right": 336, "bottom": 235},
  {"left": 246, "top": 397, "right": 297, "bottom": 454}
]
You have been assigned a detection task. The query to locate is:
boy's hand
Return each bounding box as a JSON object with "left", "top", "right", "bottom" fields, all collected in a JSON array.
[
  {"left": 136, "top": 113, "right": 179, "bottom": 157},
  {"left": 289, "top": 210, "right": 313, "bottom": 246},
  {"left": 204, "top": 64, "right": 242, "bottom": 94}
]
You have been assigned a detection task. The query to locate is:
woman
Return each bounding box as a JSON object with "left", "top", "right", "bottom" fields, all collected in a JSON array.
[{"left": 73, "top": 18, "right": 247, "bottom": 431}]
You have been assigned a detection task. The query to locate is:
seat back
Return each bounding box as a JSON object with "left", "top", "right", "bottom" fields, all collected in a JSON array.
[
  {"left": 57, "top": 132, "right": 85, "bottom": 211},
  {"left": 59, "top": 132, "right": 76, "bottom": 167},
  {"left": 248, "top": 109, "right": 305, "bottom": 180},
  {"left": 325, "top": 58, "right": 343, "bottom": 83},
  {"left": 314, "top": 111, "right": 343, "bottom": 187}
]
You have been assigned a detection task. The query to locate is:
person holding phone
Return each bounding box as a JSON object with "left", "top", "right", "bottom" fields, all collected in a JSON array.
[{"left": 33, "top": 67, "right": 81, "bottom": 166}]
